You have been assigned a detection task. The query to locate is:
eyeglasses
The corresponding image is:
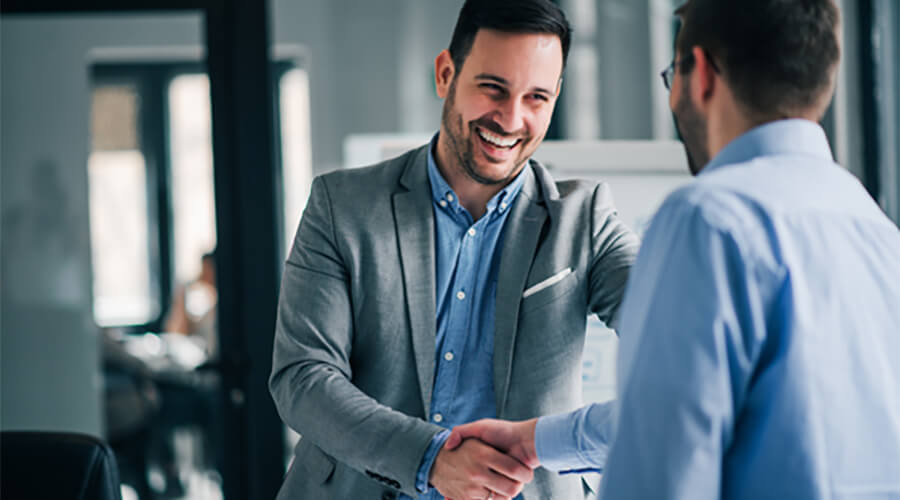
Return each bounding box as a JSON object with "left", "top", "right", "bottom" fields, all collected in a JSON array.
[
  {"left": 660, "top": 51, "right": 719, "bottom": 91},
  {"left": 660, "top": 53, "right": 695, "bottom": 91}
]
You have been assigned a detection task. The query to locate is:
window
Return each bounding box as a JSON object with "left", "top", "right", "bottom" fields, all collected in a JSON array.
[
  {"left": 87, "top": 57, "right": 313, "bottom": 330},
  {"left": 278, "top": 67, "right": 314, "bottom": 253},
  {"left": 89, "top": 84, "right": 157, "bottom": 326},
  {"left": 168, "top": 74, "right": 217, "bottom": 285}
]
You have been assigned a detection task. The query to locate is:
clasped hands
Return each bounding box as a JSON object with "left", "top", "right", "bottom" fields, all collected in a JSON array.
[{"left": 429, "top": 418, "right": 539, "bottom": 500}]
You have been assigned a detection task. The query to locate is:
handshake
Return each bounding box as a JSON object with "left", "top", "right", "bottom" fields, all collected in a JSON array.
[{"left": 430, "top": 418, "right": 540, "bottom": 500}]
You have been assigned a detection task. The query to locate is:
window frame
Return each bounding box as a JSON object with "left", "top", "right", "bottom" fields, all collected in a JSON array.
[
  {"left": 89, "top": 60, "right": 301, "bottom": 332},
  {"left": 90, "top": 63, "right": 192, "bottom": 332}
]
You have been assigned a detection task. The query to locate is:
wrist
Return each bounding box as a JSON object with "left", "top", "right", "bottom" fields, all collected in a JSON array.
[
  {"left": 417, "top": 429, "right": 450, "bottom": 493},
  {"left": 520, "top": 418, "right": 539, "bottom": 467},
  {"left": 428, "top": 444, "right": 457, "bottom": 493}
]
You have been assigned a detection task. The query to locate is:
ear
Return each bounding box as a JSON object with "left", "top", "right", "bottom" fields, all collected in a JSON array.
[
  {"left": 434, "top": 49, "right": 456, "bottom": 99},
  {"left": 689, "top": 45, "right": 718, "bottom": 110}
]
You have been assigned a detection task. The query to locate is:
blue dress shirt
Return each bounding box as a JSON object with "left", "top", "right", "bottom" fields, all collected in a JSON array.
[
  {"left": 535, "top": 119, "right": 900, "bottom": 499},
  {"left": 409, "top": 135, "right": 527, "bottom": 499}
]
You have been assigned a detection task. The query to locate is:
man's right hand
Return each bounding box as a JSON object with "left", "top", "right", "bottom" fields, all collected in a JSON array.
[
  {"left": 444, "top": 418, "right": 539, "bottom": 470},
  {"left": 429, "top": 437, "right": 533, "bottom": 500}
]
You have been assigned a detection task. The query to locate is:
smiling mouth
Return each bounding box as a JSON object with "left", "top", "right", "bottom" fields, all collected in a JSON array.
[{"left": 475, "top": 126, "right": 522, "bottom": 150}]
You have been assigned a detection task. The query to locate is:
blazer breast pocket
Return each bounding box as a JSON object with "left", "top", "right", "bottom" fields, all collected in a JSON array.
[{"left": 520, "top": 268, "right": 578, "bottom": 315}]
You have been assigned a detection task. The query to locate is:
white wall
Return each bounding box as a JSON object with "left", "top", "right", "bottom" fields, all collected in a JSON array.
[{"left": 0, "top": 13, "right": 203, "bottom": 435}]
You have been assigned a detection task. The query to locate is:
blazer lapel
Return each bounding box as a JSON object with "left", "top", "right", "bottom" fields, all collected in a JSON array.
[
  {"left": 393, "top": 147, "right": 438, "bottom": 415},
  {"left": 494, "top": 165, "right": 548, "bottom": 414}
]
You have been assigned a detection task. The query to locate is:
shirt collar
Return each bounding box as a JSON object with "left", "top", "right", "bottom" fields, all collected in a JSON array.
[
  {"left": 702, "top": 119, "right": 834, "bottom": 176},
  {"left": 426, "top": 132, "right": 527, "bottom": 217}
]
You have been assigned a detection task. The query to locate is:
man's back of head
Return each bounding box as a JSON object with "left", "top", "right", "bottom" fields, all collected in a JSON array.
[{"left": 675, "top": 0, "right": 841, "bottom": 123}]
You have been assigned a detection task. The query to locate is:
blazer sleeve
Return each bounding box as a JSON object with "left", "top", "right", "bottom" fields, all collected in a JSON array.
[
  {"left": 587, "top": 182, "right": 641, "bottom": 331},
  {"left": 269, "top": 175, "right": 442, "bottom": 497}
]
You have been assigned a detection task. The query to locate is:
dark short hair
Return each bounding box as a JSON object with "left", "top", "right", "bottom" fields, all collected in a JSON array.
[
  {"left": 675, "top": 0, "right": 841, "bottom": 118},
  {"left": 448, "top": 0, "right": 572, "bottom": 73}
]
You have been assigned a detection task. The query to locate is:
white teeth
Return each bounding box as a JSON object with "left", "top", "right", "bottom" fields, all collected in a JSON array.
[{"left": 477, "top": 128, "right": 519, "bottom": 148}]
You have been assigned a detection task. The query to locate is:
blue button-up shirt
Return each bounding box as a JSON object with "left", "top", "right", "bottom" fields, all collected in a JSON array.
[
  {"left": 410, "top": 135, "right": 527, "bottom": 499},
  {"left": 535, "top": 119, "right": 900, "bottom": 499}
]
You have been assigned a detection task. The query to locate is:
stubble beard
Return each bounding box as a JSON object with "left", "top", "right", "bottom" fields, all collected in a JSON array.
[
  {"left": 440, "top": 79, "right": 531, "bottom": 186},
  {"left": 673, "top": 82, "right": 710, "bottom": 176}
]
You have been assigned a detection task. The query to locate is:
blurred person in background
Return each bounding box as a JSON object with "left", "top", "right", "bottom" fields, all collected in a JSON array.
[{"left": 165, "top": 249, "right": 218, "bottom": 359}]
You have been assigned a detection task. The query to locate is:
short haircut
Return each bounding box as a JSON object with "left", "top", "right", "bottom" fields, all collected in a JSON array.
[
  {"left": 675, "top": 0, "right": 841, "bottom": 118},
  {"left": 448, "top": 0, "right": 572, "bottom": 73}
]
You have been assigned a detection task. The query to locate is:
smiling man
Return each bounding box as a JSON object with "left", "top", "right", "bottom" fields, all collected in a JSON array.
[
  {"left": 268, "top": 1, "right": 639, "bottom": 499},
  {"left": 436, "top": 28, "right": 558, "bottom": 202}
]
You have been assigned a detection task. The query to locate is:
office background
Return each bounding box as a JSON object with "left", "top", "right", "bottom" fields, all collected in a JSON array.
[{"left": 2, "top": 0, "right": 898, "bottom": 499}]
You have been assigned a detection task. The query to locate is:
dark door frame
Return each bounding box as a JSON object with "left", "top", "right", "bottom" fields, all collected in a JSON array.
[{"left": 2, "top": 2, "right": 285, "bottom": 499}]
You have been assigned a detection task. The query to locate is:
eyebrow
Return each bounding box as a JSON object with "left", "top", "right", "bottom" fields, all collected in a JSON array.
[{"left": 474, "top": 73, "right": 554, "bottom": 96}]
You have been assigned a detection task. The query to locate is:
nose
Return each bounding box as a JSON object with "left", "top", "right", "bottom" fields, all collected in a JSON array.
[{"left": 494, "top": 97, "right": 526, "bottom": 135}]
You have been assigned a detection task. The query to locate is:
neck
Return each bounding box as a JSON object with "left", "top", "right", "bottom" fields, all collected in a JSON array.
[
  {"left": 705, "top": 89, "right": 825, "bottom": 162},
  {"left": 706, "top": 96, "right": 764, "bottom": 165},
  {"left": 435, "top": 130, "right": 512, "bottom": 220}
]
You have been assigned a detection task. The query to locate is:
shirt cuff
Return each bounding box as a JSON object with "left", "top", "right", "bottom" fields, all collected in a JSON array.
[
  {"left": 535, "top": 404, "right": 612, "bottom": 473},
  {"left": 536, "top": 410, "right": 586, "bottom": 471},
  {"left": 415, "top": 429, "right": 451, "bottom": 493}
]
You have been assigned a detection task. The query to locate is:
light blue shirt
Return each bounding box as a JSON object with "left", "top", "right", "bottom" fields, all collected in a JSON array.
[
  {"left": 535, "top": 119, "right": 900, "bottom": 499},
  {"left": 410, "top": 135, "right": 527, "bottom": 499}
]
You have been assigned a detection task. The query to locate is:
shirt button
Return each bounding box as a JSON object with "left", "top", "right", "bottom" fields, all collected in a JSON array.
[
  {"left": 444, "top": 352, "right": 454, "bottom": 361},
  {"left": 467, "top": 228, "right": 476, "bottom": 237},
  {"left": 439, "top": 200, "right": 447, "bottom": 208},
  {"left": 433, "top": 413, "right": 443, "bottom": 423},
  {"left": 446, "top": 194, "right": 454, "bottom": 202},
  {"left": 456, "top": 291, "right": 466, "bottom": 300}
]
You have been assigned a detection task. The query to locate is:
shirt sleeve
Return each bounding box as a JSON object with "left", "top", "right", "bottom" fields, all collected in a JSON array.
[
  {"left": 534, "top": 401, "right": 615, "bottom": 472},
  {"left": 599, "top": 193, "right": 773, "bottom": 500},
  {"left": 415, "top": 429, "right": 451, "bottom": 493}
]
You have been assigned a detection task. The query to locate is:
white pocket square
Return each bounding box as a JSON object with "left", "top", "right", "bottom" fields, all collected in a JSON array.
[{"left": 523, "top": 268, "right": 573, "bottom": 298}]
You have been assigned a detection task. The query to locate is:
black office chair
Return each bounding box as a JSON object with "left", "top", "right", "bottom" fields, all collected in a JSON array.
[{"left": 1, "top": 431, "right": 123, "bottom": 500}]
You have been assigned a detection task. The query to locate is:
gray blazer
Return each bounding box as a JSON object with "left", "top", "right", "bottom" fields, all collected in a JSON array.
[{"left": 270, "top": 145, "right": 639, "bottom": 499}]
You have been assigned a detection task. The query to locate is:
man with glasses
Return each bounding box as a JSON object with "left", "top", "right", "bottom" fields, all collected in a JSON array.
[{"left": 446, "top": 0, "right": 900, "bottom": 498}]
